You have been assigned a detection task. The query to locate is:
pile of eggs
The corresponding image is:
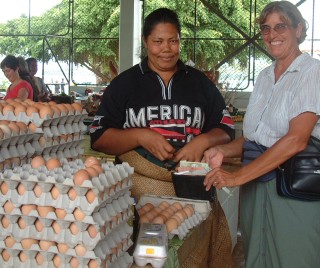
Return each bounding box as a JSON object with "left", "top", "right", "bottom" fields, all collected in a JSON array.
[
  {"left": 0, "top": 99, "right": 87, "bottom": 167},
  {"left": 138, "top": 201, "right": 195, "bottom": 233},
  {"left": 0, "top": 155, "right": 134, "bottom": 267}
]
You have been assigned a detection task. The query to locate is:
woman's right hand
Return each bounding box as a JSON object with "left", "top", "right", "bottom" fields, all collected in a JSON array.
[
  {"left": 138, "top": 129, "right": 176, "bottom": 161},
  {"left": 202, "top": 147, "right": 224, "bottom": 169}
]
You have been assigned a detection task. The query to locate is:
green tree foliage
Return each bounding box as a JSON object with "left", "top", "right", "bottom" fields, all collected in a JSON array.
[{"left": 0, "top": 0, "right": 270, "bottom": 84}]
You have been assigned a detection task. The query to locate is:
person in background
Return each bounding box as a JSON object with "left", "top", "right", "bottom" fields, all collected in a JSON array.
[
  {"left": 16, "top": 56, "right": 39, "bottom": 102},
  {"left": 54, "top": 80, "right": 60, "bottom": 94},
  {"left": 90, "top": 8, "right": 235, "bottom": 267},
  {"left": 26, "top": 57, "right": 50, "bottom": 102},
  {"left": 202, "top": 1, "right": 320, "bottom": 267},
  {"left": 1, "top": 55, "right": 34, "bottom": 101},
  {"left": 60, "top": 78, "right": 65, "bottom": 94}
]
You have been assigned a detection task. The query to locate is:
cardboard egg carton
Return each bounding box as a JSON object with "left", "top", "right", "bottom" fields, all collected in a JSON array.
[
  {"left": 0, "top": 109, "right": 88, "bottom": 128},
  {"left": 0, "top": 161, "right": 134, "bottom": 213},
  {"left": 0, "top": 196, "right": 134, "bottom": 247},
  {"left": 0, "top": 222, "right": 133, "bottom": 261},
  {"left": 0, "top": 251, "right": 133, "bottom": 268},
  {"left": 137, "top": 195, "right": 211, "bottom": 240}
]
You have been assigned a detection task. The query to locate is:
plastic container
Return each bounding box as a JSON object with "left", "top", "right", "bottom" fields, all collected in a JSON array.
[{"left": 133, "top": 223, "right": 168, "bottom": 268}]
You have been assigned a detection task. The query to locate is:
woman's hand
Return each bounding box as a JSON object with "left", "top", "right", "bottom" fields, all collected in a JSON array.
[
  {"left": 203, "top": 168, "right": 237, "bottom": 191},
  {"left": 138, "top": 129, "right": 176, "bottom": 161},
  {"left": 202, "top": 147, "right": 224, "bottom": 169}
]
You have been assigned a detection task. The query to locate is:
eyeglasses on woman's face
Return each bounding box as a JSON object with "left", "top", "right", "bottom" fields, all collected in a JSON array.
[{"left": 260, "top": 23, "right": 289, "bottom": 35}]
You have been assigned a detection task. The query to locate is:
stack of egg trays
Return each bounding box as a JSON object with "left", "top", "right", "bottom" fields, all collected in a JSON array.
[
  {"left": 0, "top": 109, "right": 88, "bottom": 161},
  {"left": 0, "top": 160, "right": 135, "bottom": 267},
  {"left": 0, "top": 123, "right": 40, "bottom": 170}
]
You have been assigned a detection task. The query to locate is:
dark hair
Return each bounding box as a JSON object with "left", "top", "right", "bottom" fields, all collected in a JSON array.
[
  {"left": 143, "top": 8, "right": 181, "bottom": 39},
  {"left": 1, "top": 55, "right": 19, "bottom": 70},
  {"left": 17, "top": 56, "right": 40, "bottom": 101},
  {"left": 256, "top": 1, "right": 307, "bottom": 44},
  {"left": 26, "top": 57, "right": 37, "bottom": 65}
]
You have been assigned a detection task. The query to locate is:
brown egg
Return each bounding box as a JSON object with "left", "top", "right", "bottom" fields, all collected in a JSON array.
[
  {"left": 4, "top": 200, "right": 15, "bottom": 213},
  {"left": 17, "top": 183, "right": 26, "bottom": 195},
  {"left": 31, "top": 155, "right": 46, "bottom": 168},
  {"left": 84, "top": 156, "right": 100, "bottom": 167},
  {"left": 73, "top": 169, "right": 91, "bottom": 185},
  {"left": 8, "top": 122, "right": 20, "bottom": 135},
  {"left": 85, "top": 166, "right": 99, "bottom": 177},
  {"left": 2, "top": 104, "right": 14, "bottom": 115},
  {"left": 56, "top": 104, "right": 69, "bottom": 115},
  {"left": 26, "top": 106, "right": 39, "bottom": 116},
  {"left": 21, "top": 204, "right": 37, "bottom": 215},
  {"left": 51, "top": 186, "right": 60, "bottom": 200},
  {"left": 0, "top": 181, "right": 8, "bottom": 195},
  {"left": 52, "top": 254, "right": 62, "bottom": 267},
  {"left": 39, "top": 240, "right": 56, "bottom": 251},
  {"left": 15, "top": 122, "right": 28, "bottom": 134},
  {"left": 37, "top": 206, "right": 55, "bottom": 217},
  {"left": 52, "top": 221, "right": 61, "bottom": 234},
  {"left": 75, "top": 244, "right": 87, "bottom": 256},
  {"left": 184, "top": 204, "right": 195, "bottom": 216},
  {"left": 86, "top": 189, "right": 97, "bottom": 203},
  {"left": 73, "top": 208, "right": 86, "bottom": 221},
  {"left": 2, "top": 249, "right": 11, "bottom": 262},
  {"left": 91, "top": 164, "right": 104, "bottom": 174},
  {"left": 4, "top": 236, "right": 16, "bottom": 248},
  {"left": 39, "top": 105, "right": 54, "bottom": 119},
  {"left": 172, "top": 202, "right": 183, "bottom": 210},
  {"left": 18, "top": 217, "right": 27, "bottom": 229},
  {"left": 35, "top": 219, "right": 44, "bottom": 232},
  {"left": 21, "top": 238, "right": 38, "bottom": 249},
  {"left": 88, "top": 259, "right": 99, "bottom": 268},
  {"left": 152, "top": 216, "right": 165, "bottom": 224},
  {"left": 165, "top": 218, "right": 179, "bottom": 232},
  {"left": 72, "top": 102, "right": 83, "bottom": 113},
  {"left": 68, "top": 188, "right": 78, "bottom": 200},
  {"left": 46, "top": 158, "right": 61, "bottom": 170},
  {"left": 87, "top": 224, "right": 98, "bottom": 238},
  {"left": 175, "top": 211, "right": 187, "bottom": 222},
  {"left": 1, "top": 216, "right": 10, "bottom": 228},
  {"left": 50, "top": 105, "right": 61, "bottom": 116},
  {"left": 28, "top": 122, "right": 38, "bottom": 133},
  {"left": 35, "top": 252, "right": 45, "bottom": 265},
  {"left": 19, "top": 251, "right": 28, "bottom": 262},
  {"left": 139, "top": 215, "right": 150, "bottom": 224},
  {"left": 0, "top": 124, "right": 12, "bottom": 138},
  {"left": 63, "top": 103, "right": 75, "bottom": 114},
  {"left": 70, "top": 257, "right": 80, "bottom": 267},
  {"left": 14, "top": 104, "right": 27, "bottom": 116},
  {"left": 55, "top": 208, "right": 67, "bottom": 219},
  {"left": 33, "top": 184, "right": 43, "bottom": 197},
  {"left": 69, "top": 222, "right": 79, "bottom": 235},
  {"left": 57, "top": 243, "right": 69, "bottom": 254}
]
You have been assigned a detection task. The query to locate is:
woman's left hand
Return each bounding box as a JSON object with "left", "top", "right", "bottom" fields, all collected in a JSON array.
[{"left": 203, "top": 168, "right": 237, "bottom": 191}]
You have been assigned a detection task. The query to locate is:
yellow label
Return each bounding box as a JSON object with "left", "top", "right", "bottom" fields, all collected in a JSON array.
[{"left": 146, "top": 248, "right": 155, "bottom": 255}]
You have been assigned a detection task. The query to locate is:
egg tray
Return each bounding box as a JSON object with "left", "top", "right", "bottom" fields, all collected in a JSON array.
[
  {"left": 0, "top": 249, "right": 133, "bottom": 268},
  {"left": 0, "top": 219, "right": 133, "bottom": 253},
  {"left": 0, "top": 163, "right": 134, "bottom": 213},
  {"left": 0, "top": 129, "right": 40, "bottom": 147},
  {"left": 0, "top": 181, "right": 132, "bottom": 216},
  {"left": 137, "top": 195, "right": 212, "bottom": 240},
  {"left": 0, "top": 109, "right": 88, "bottom": 128},
  {"left": 0, "top": 196, "right": 134, "bottom": 246},
  {"left": 0, "top": 207, "right": 133, "bottom": 248}
]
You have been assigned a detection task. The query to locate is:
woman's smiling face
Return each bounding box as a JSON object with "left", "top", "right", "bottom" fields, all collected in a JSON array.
[
  {"left": 143, "top": 22, "right": 180, "bottom": 74},
  {"left": 261, "top": 12, "right": 302, "bottom": 61}
]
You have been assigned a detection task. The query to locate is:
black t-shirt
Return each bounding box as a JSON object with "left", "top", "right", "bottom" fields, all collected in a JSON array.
[{"left": 90, "top": 58, "right": 234, "bottom": 148}]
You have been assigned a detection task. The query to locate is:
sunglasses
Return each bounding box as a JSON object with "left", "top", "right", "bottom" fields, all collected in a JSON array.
[{"left": 260, "top": 23, "right": 289, "bottom": 35}]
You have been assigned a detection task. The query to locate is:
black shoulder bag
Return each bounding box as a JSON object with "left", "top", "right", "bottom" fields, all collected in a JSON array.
[{"left": 276, "top": 136, "right": 320, "bottom": 201}]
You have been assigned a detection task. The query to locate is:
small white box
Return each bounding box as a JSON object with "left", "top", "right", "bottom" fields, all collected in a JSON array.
[{"left": 133, "top": 223, "right": 168, "bottom": 268}]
